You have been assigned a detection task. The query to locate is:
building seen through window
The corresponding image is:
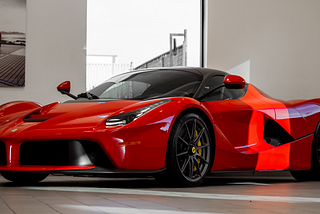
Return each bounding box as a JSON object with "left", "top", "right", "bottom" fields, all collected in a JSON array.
[{"left": 87, "top": 0, "right": 201, "bottom": 90}]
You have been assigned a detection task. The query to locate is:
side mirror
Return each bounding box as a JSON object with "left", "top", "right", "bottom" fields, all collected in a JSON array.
[
  {"left": 57, "top": 81, "right": 71, "bottom": 93},
  {"left": 224, "top": 75, "right": 246, "bottom": 89},
  {"left": 57, "top": 81, "right": 77, "bottom": 99}
]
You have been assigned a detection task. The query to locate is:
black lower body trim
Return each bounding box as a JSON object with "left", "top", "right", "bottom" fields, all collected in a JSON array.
[{"left": 51, "top": 167, "right": 167, "bottom": 178}]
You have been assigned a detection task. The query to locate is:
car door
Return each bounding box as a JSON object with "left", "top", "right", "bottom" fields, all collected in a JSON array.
[{"left": 200, "top": 75, "right": 276, "bottom": 170}]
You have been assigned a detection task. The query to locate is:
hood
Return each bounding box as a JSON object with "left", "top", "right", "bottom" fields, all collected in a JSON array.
[
  {"left": 23, "top": 100, "right": 140, "bottom": 125},
  {"left": 0, "top": 98, "right": 175, "bottom": 138},
  {"left": 21, "top": 98, "right": 174, "bottom": 128}
]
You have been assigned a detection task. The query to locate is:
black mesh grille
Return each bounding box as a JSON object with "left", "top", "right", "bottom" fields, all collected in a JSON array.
[
  {"left": 0, "top": 141, "right": 6, "bottom": 165},
  {"left": 20, "top": 141, "right": 69, "bottom": 165}
]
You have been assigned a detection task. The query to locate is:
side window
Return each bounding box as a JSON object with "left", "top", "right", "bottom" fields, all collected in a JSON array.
[{"left": 200, "top": 75, "right": 248, "bottom": 102}]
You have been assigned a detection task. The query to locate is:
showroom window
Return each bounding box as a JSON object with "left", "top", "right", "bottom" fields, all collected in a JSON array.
[{"left": 86, "top": 0, "right": 203, "bottom": 90}]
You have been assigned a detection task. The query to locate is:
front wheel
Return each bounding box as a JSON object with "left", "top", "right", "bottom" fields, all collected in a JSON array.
[
  {"left": 155, "top": 113, "right": 213, "bottom": 187},
  {"left": 1, "top": 172, "right": 49, "bottom": 184},
  {"left": 290, "top": 121, "right": 320, "bottom": 181}
]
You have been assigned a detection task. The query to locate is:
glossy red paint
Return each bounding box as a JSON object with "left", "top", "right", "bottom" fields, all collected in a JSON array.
[
  {"left": 203, "top": 84, "right": 316, "bottom": 172},
  {"left": 57, "top": 81, "right": 71, "bottom": 93},
  {"left": 0, "top": 101, "right": 41, "bottom": 117},
  {"left": 0, "top": 71, "right": 319, "bottom": 179},
  {"left": 224, "top": 74, "right": 246, "bottom": 89},
  {"left": 0, "top": 99, "right": 189, "bottom": 171}
]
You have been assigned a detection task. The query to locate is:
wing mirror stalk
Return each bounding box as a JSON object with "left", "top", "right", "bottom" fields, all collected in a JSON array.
[
  {"left": 198, "top": 75, "right": 246, "bottom": 101},
  {"left": 57, "top": 81, "right": 77, "bottom": 100}
]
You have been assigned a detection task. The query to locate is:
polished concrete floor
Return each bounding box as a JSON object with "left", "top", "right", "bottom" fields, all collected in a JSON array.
[{"left": 0, "top": 172, "right": 319, "bottom": 214}]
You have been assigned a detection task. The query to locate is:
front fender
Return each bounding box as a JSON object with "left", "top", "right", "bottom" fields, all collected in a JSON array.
[
  {"left": 171, "top": 97, "right": 215, "bottom": 124},
  {"left": 0, "top": 101, "right": 41, "bottom": 117}
]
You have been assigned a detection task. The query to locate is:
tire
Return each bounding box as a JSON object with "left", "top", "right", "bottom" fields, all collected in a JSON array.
[
  {"left": 1, "top": 172, "right": 49, "bottom": 184},
  {"left": 155, "top": 113, "right": 213, "bottom": 187},
  {"left": 290, "top": 121, "right": 320, "bottom": 181}
]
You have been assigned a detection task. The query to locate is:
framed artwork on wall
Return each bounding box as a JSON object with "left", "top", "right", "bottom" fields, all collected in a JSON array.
[{"left": 0, "top": 0, "right": 26, "bottom": 87}]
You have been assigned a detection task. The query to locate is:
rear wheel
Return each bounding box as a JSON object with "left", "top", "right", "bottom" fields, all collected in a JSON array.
[
  {"left": 290, "top": 121, "right": 320, "bottom": 181},
  {"left": 155, "top": 113, "right": 213, "bottom": 187},
  {"left": 1, "top": 172, "right": 49, "bottom": 183}
]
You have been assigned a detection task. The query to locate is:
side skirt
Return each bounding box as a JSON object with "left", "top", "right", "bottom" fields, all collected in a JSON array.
[{"left": 51, "top": 167, "right": 167, "bottom": 178}]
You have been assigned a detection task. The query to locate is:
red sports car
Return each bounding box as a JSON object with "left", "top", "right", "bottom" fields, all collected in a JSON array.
[{"left": 0, "top": 67, "right": 319, "bottom": 186}]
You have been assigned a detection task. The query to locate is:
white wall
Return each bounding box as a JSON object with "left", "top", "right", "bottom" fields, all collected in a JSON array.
[
  {"left": 206, "top": 0, "right": 320, "bottom": 100},
  {"left": 3, "top": 0, "right": 319, "bottom": 104},
  {"left": 0, "top": 0, "right": 87, "bottom": 105}
]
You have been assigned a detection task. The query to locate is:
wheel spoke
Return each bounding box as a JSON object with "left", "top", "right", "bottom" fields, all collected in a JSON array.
[
  {"left": 196, "top": 153, "right": 209, "bottom": 164},
  {"left": 180, "top": 156, "right": 190, "bottom": 173},
  {"left": 194, "top": 157, "right": 201, "bottom": 176},
  {"left": 177, "top": 151, "right": 188, "bottom": 157},
  {"left": 192, "top": 119, "right": 197, "bottom": 140},
  {"left": 184, "top": 122, "right": 192, "bottom": 141},
  {"left": 188, "top": 158, "right": 194, "bottom": 178},
  {"left": 193, "top": 127, "right": 205, "bottom": 145},
  {"left": 197, "top": 144, "right": 210, "bottom": 150},
  {"left": 178, "top": 136, "right": 189, "bottom": 146}
]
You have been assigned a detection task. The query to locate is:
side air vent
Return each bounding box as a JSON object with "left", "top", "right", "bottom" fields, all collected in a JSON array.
[
  {"left": 19, "top": 140, "right": 113, "bottom": 168},
  {"left": 264, "top": 119, "right": 294, "bottom": 147},
  {"left": 0, "top": 141, "right": 6, "bottom": 165}
]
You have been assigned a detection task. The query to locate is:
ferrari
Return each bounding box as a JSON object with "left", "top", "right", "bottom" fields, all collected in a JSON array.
[{"left": 0, "top": 67, "right": 320, "bottom": 187}]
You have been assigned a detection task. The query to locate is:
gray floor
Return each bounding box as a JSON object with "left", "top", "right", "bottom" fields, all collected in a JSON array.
[{"left": 0, "top": 172, "right": 319, "bottom": 214}]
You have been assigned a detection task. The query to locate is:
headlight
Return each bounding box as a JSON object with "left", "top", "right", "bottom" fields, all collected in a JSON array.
[{"left": 105, "top": 100, "right": 172, "bottom": 126}]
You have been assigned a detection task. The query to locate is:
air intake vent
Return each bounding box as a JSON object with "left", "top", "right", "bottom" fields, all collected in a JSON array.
[
  {"left": 23, "top": 118, "right": 49, "bottom": 122},
  {"left": 20, "top": 141, "right": 69, "bottom": 165},
  {"left": 264, "top": 119, "right": 294, "bottom": 146},
  {"left": 23, "top": 112, "right": 49, "bottom": 122},
  {"left": 0, "top": 141, "right": 7, "bottom": 165},
  {"left": 19, "top": 140, "right": 112, "bottom": 167}
]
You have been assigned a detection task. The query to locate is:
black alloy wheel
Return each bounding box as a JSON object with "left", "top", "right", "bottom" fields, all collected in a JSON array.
[
  {"left": 156, "top": 113, "right": 213, "bottom": 187},
  {"left": 290, "top": 121, "right": 320, "bottom": 181}
]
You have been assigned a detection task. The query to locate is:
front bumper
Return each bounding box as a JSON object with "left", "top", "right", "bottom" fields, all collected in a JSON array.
[{"left": 0, "top": 120, "right": 171, "bottom": 172}]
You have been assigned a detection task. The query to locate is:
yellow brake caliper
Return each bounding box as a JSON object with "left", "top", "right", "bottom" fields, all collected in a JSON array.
[{"left": 193, "top": 130, "right": 202, "bottom": 171}]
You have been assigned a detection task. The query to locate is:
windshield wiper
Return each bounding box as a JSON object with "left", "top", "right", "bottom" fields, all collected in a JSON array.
[{"left": 77, "top": 92, "right": 99, "bottom": 100}]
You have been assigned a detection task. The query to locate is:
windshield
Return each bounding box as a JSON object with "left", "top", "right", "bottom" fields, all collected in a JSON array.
[{"left": 89, "top": 69, "right": 202, "bottom": 100}]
